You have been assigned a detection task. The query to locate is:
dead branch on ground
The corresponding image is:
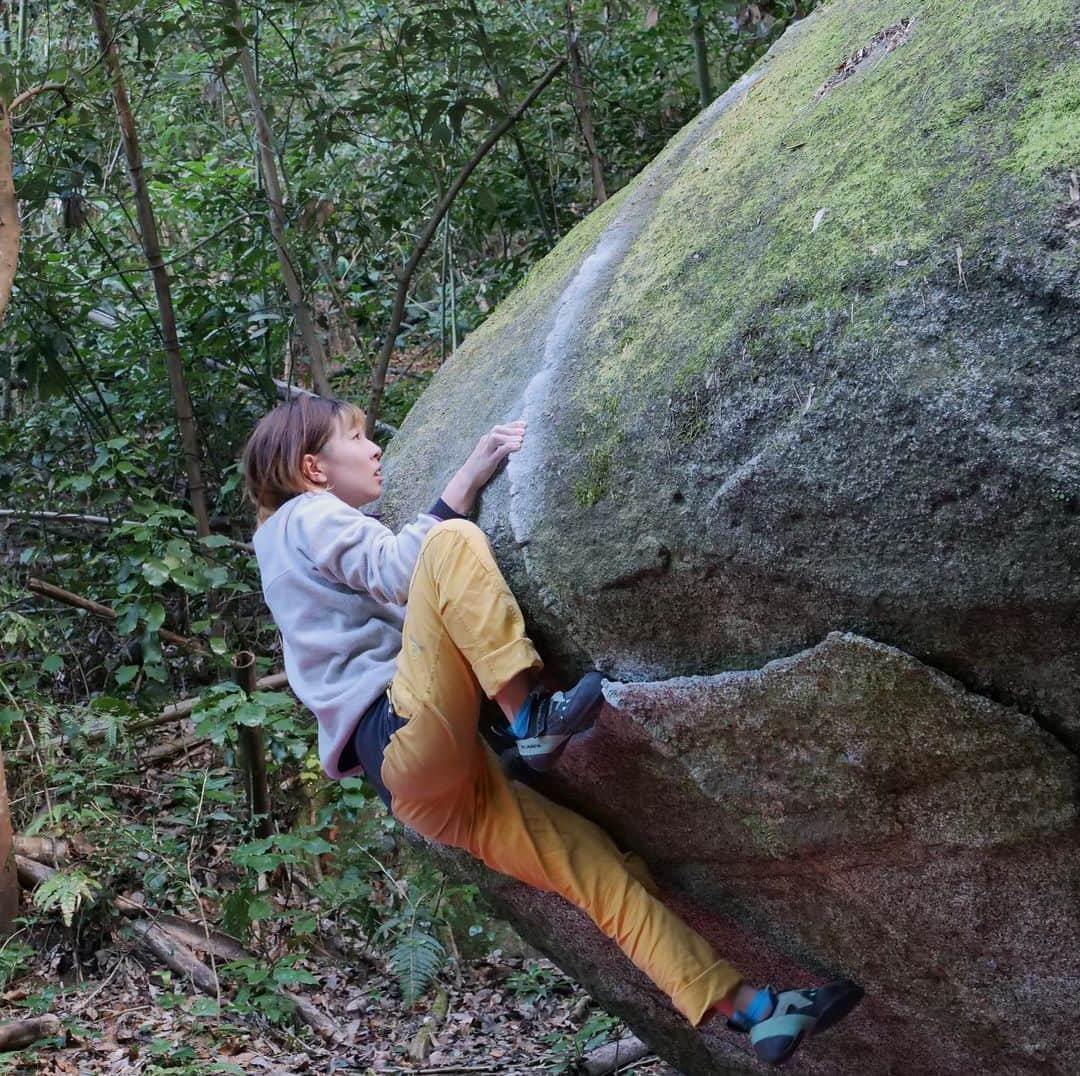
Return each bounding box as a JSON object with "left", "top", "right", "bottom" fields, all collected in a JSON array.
[{"left": 0, "top": 1014, "right": 62, "bottom": 1052}]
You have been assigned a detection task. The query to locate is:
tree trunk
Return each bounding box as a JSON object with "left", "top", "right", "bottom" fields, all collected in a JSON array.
[
  {"left": 0, "top": 750, "right": 19, "bottom": 934},
  {"left": 90, "top": 0, "right": 212, "bottom": 537},
  {"left": 226, "top": 2, "right": 332, "bottom": 397},
  {"left": 691, "top": 15, "right": 713, "bottom": 109},
  {"left": 565, "top": 1, "right": 607, "bottom": 205},
  {"left": 0, "top": 103, "right": 18, "bottom": 325}
]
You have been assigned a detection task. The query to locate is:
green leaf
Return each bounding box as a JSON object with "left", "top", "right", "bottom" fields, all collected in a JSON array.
[
  {"left": 272, "top": 965, "right": 319, "bottom": 986},
  {"left": 114, "top": 665, "right": 139, "bottom": 687},
  {"left": 210, "top": 636, "right": 229, "bottom": 656},
  {"left": 141, "top": 558, "right": 170, "bottom": 586},
  {"left": 290, "top": 913, "right": 317, "bottom": 936},
  {"left": 247, "top": 897, "right": 274, "bottom": 921},
  {"left": 172, "top": 571, "right": 203, "bottom": 593},
  {"left": 143, "top": 662, "right": 167, "bottom": 683},
  {"left": 41, "top": 654, "right": 64, "bottom": 675},
  {"left": 115, "top": 605, "right": 139, "bottom": 635},
  {"left": 33, "top": 868, "right": 100, "bottom": 927},
  {"left": 144, "top": 602, "right": 166, "bottom": 633},
  {"left": 233, "top": 701, "right": 265, "bottom": 726},
  {"left": 388, "top": 928, "right": 445, "bottom": 1005}
]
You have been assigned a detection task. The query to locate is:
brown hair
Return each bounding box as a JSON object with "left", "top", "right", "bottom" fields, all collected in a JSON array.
[{"left": 241, "top": 396, "right": 366, "bottom": 523}]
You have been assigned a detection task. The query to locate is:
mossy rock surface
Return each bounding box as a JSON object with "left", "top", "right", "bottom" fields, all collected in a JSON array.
[
  {"left": 383, "top": 5, "right": 1079, "bottom": 1069},
  {"left": 383, "top": 0, "right": 1080, "bottom": 751}
]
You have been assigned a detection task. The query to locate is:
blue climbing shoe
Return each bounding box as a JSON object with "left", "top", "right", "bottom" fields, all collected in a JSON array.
[
  {"left": 512, "top": 671, "right": 605, "bottom": 771},
  {"left": 731, "top": 979, "right": 863, "bottom": 1066}
]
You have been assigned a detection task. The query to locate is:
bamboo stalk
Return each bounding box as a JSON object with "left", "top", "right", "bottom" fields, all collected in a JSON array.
[
  {"left": 0, "top": 747, "right": 16, "bottom": 933},
  {"left": 691, "top": 16, "right": 713, "bottom": 108},
  {"left": 231, "top": 650, "right": 273, "bottom": 839},
  {"left": 226, "top": 3, "right": 332, "bottom": 397},
  {"left": 565, "top": 3, "right": 607, "bottom": 204}
]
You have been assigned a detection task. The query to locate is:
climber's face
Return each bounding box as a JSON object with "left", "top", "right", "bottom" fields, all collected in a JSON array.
[{"left": 300, "top": 416, "right": 384, "bottom": 508}]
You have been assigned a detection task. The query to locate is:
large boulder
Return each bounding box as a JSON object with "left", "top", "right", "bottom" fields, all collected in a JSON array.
[{"left": 380, "top": 0, "right": 1080, "bottom": 1072}]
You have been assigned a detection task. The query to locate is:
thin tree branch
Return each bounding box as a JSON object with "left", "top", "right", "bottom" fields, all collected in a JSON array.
[
  {"left": 565, "top": 4, "right": 607, "bottom": 204},
  {"left": 27, "top": 577, "right": 210, "bottom": 654},
  {"left": 366, "top": 57, "right": 566, "bottom": 435},
  {"left": 224, "top": 0, "right": 333, "bottom": 397},
  {"left": 9, "top": 81, "right": 70, "bottom": 113},
  {"left": 90, "top": 0, "right": 212, "bottom": 537},
  {"left": 0, "top": 508, "right": 253, "bottom": 551}
]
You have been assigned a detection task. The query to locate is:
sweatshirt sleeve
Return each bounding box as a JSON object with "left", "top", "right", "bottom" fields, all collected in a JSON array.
[{"left": 296, "top": 494, "right": 438, "bottom": 605}]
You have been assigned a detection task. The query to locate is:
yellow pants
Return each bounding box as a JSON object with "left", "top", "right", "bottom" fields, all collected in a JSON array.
[{"left": 382, "top": 519, "right": 742, "bottom": 1024}]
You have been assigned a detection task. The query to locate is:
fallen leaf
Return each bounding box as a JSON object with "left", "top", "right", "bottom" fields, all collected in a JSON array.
[{"left": 811, "top": 208, "right": 827, "bottom": 233}]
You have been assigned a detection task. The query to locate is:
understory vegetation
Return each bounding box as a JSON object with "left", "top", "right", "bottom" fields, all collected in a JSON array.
[{"left": 0, "top": 1, "right": 818, "bottom": 1071}]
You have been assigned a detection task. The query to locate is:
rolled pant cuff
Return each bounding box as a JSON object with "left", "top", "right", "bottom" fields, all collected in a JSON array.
[
  {"left": 674, "top": 961, "right": 744, "bottom": 1026},
  {"left": 472, "top": 638, "right": 543, "bottom": 699}
]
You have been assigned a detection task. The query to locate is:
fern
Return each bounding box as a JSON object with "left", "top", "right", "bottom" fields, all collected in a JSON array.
[
  {"left": 388, "top": 927, "right": 445, "bottom": 1005},
  {"left": 32, "top": 868, "right": 100, "bottom": 927}
]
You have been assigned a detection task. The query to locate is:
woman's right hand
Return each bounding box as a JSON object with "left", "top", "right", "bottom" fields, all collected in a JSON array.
[{"left": 440, "top": 420, "right": 527, "bottom": 514}]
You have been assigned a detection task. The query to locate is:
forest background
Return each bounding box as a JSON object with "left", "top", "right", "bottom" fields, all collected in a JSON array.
[{"left": 0, "top": 2, "right": 816, "bottom": 1072}]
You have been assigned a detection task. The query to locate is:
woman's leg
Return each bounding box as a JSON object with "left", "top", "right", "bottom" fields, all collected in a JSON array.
[{"left": 382, "top": 520, "right": 743, "bottom": 1025}]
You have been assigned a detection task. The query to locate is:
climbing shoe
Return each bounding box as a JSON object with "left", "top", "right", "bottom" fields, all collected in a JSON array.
[
  {"left": 511, "top": 671, "right": 605, "bottom": 771},
  {"left": 730, "top": 979, "right": 863, "bottom": 1066}
]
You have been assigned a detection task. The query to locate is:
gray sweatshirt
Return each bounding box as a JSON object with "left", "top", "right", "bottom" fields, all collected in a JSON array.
[{"left": 252, "top": 491, "right": 442, "bottom": 778}]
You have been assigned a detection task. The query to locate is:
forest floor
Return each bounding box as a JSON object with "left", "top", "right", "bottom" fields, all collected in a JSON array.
[
  {"left": 2, "top": 651, "right": 687, "bottom": 1075},
  {"left": 0, "top": 885, "right": 679, "bottom": 1076}
]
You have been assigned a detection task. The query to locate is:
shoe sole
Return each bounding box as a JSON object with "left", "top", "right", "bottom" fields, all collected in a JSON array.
[
  {"left": 517, "top": 671, "right": 604, "bottom": 771},
  {"left": 810, "top": 978, "right": 864, "bottom": 1037},
  {"left": 516, "top": 733, "right": 572, "bottom": 771}
]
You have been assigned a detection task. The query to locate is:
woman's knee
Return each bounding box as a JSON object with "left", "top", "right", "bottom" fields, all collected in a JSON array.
[
  {"left": 418, "top": 518, "right": 496, "bottom": 577},
  {"left": 423, "top": 517, "right": 486, "bottom": 549}
]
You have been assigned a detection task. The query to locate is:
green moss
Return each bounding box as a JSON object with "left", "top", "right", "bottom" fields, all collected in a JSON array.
[
  {"left": 573, "top": 443, "right": 613, "bottom": 507},
  {"left": 938, "top": 90, "right": 988, "bottom": 127},
  {"left": 1010, "top": 59, "right": 1080, "bottom": 174},
  {"left": 565, "top": 0, "right": 1077, "bottom": 416},
  {"left": 510, "top": 185, "right": 630, "bottom": 307}
]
